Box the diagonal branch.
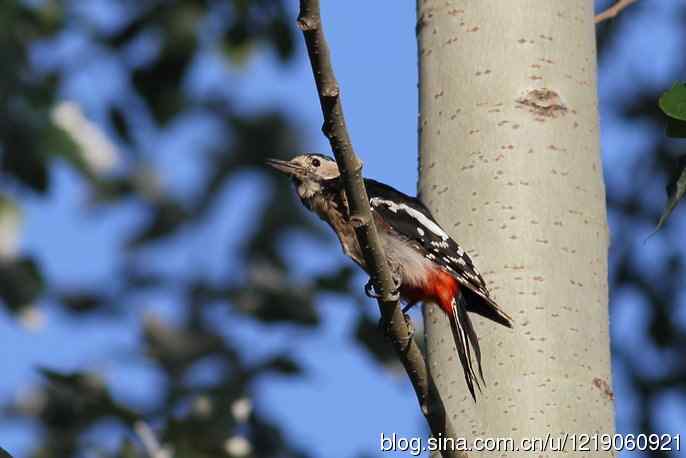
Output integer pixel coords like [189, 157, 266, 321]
[134, 421, 173, 458]
[297, 2, 464, 457]
[595, 0, 638, 23]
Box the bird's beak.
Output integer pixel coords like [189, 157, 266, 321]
[265, 158, 301, 177]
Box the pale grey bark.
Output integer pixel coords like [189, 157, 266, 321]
[417, 1, 614, 455]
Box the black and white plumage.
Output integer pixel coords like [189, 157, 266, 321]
[365, 179, 512, 327]
[267, 153, 512, 400]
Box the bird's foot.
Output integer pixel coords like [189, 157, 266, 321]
[364, 279, 381, 299]
[364, 276, 401, 302]
[390, 265, 403, 299]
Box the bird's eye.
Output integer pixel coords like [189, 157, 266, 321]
[311, 158, 321, 167]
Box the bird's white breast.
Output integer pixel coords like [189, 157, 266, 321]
[378, 231, 434, 288]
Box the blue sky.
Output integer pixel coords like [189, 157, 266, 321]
[1, 1, 685, 457]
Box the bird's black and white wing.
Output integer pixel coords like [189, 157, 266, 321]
[365, 179, 512, 328]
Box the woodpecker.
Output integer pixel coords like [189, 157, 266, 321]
[267, 153, 512, 400]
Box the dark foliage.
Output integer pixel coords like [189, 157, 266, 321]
[0, 1, 389, 457]
[597, 0, 686, 450]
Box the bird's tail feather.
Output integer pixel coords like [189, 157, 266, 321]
[449, 294, 484, 401]
[463, 288, 513, 328]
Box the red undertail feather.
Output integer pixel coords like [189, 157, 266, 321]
[400, 270, 484, 401]
[399, 269, 460, 309]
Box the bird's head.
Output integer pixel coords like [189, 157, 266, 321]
[266, 153, 340, 200]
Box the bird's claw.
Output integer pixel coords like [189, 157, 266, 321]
[364, 271, 402, 302]
[364, 278, 381, 299]
[390, 264, 403, 296]
[391, 272, 402, 299]
[364, 278, 401, 302]
[364, 279, 382, 299]
[387, 287, 400, 302]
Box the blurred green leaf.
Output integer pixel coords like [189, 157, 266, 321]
[221, 0, 295, 64]
[261, 354, 302, 376]
[0, 257, 44, 312]
[0, 148, 50, 194]
[143, 315, 228, 374]
[313, 266, 355, 294]
[230, 282, 320, 326]
[223, 21, 253, 64]
[128, 199, 190, 247]
[45, 124, 91, 177]
[353, 315, 395, 365]
[249, 415, 309, 458]
[113, 439, 140, 458]
[59, 292, 104, 314]
[652, 155, 686, 234]
[109, 106, 132, 146]
[131, 42, 193, 124]
[659, 82, 686, 121]
[270, 16, 295, 61]
[90, 177, 136, 203]
[38, 368, 138, 425]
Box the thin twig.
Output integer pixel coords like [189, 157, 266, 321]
[297, 2, 464, 457]
[134, 421, 173, 458]
[595, 0, 638, 23]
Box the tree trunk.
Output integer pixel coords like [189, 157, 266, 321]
[417, 1, 615, 455]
